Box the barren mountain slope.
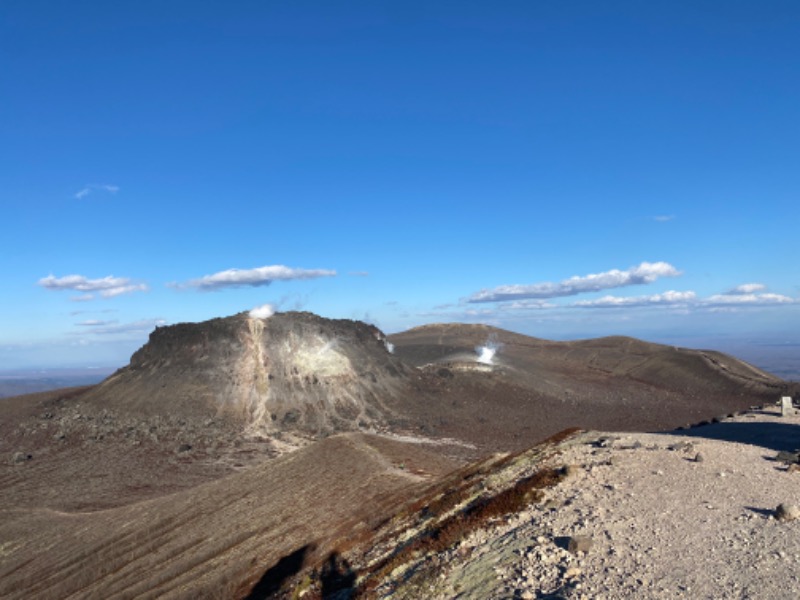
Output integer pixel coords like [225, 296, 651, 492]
[80, 312, 413, 436]
[0, 432, 463, 600]
[388, 324, 790, 449]
[0, 384, 308, 512]
[378, 406, 800, 600]
[3, 313, 796, 600]
[258, 406, 800, 600]
[4, 313, 790, 511]
[45, 314, 793, 455]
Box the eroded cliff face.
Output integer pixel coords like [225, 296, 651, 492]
[84, 312, 411, 435]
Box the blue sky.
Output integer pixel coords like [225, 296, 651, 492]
[2, 1, 799, 370]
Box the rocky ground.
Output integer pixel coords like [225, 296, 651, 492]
[2, 313, 797, 599]
[405, 404, 800, 600]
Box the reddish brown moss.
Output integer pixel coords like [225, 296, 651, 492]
[358, 466, 568, 596]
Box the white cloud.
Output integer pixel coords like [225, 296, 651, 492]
[74, 184, 120, 200]
[40, 274, 127, 292]
[726, 283, 767, 295]
[176, 264, 336, 291]
[100, 284, 148, 298]
[705, 293, 794, 306]
[703, 283, 795, 307]
[249, 303, 276, 319]
[468, 262, 681, 303]
[39, 274, 149, 299]
[572, 290, 697, 308]
[653, 215, 675, 222]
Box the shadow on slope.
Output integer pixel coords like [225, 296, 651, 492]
[244, 545, 312, 600]
[663, 418, 800, 453]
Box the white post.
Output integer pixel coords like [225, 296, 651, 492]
[781, 396, 794, 417]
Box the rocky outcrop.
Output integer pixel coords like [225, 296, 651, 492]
[81, 312, 412, 435]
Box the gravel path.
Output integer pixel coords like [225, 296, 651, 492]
[426, 406, 800, 599]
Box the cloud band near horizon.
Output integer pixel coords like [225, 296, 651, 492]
[468, 261, 681, 303]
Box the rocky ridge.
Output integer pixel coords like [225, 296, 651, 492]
[80, 312, 411, 436]
[361, 405, 800, 599]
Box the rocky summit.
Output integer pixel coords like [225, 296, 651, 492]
[80, 312, 412, 435]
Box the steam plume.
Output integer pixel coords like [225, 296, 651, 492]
[249, 303, 275, 319]
[475, 335, 502, 365]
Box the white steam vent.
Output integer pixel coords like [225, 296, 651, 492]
[373, 330, 395, 354]
[475, 336, 502, 365]
[249, 303, 275, 319]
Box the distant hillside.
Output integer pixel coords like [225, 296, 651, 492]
[387, 323, 791, 449]
[44, 313, 795, 452]
[0, 369, 114, 398]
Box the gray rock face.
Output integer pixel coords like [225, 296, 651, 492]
[80, 312, 412, 436]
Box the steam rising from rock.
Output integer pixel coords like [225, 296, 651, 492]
[249, 303, 275, 319]
[476, 336, 502, 365]
[384, 340, 395, 354]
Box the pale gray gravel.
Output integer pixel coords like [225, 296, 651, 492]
[420, 406, 800, 600]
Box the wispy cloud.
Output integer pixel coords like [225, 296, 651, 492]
[705, 292, 794, 307]
[572, 290, 697, 308]
[425, 279, 796, 330]
[173, 264, 336, 291]
[81, 319, 166, 335]
[76, 319, 119, 327]
[726, 283, 767, 295]
[71, 294, 97, 302]
[468, 262, 681, 303]
[74, 184, 120, 200]
[500, 300, 557, 310]
[102, 284, 149, 298]
[39, 274, 149, 300]
[69, 309, 117, 316]
[417, 306, 503, 325]
[652, 215, 675, 222]
[702, 282, 794, 307]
